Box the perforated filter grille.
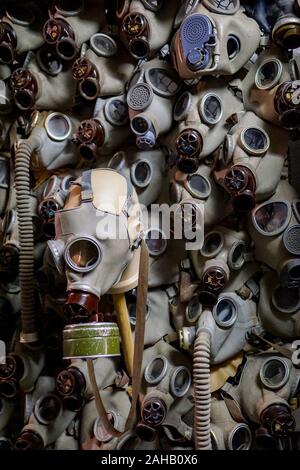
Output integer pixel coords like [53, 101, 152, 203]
[283, 225, 300, 255]
[128, 84, 153, 110]
[181, 14, 212, 46]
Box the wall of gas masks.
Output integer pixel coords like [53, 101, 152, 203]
[1, 0, 300, 451]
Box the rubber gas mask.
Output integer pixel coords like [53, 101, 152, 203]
[72, 36, 135, 102]
[248, 179, 300, 289]
[179, 291, 257, 364]
[74, 96, 130, 161]
[222, 353, 300, 445]
[171, 1, 261, 80]
[0, 2, 44, 64]
[190, 226, 251, 306]
[127, 58, 181, 150]
[137, 339, 193, 442]
[242, 46, 300, 131]
[107, 147, 166, 207]
[43, 0, 106, 62]
[117, 0, 180, 60]
[170, 78, 243, 173]
[214, 111, 288, 212]
[258, 270, 300, 339]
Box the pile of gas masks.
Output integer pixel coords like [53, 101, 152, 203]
[1, 0, 300, 452]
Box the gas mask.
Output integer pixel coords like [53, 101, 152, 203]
[107, 147, 166, 207]
[56, 357, 119, 412]
[168, 162, 232, 229]
[258, 270, 300, 339]
[214, 111, 288, 212]
[242, 46, 300, 131]
[0, 153, 10, 217]
[126, 287, 176, 347]
[38, 174, 77, 238]
[0, 193, 44, 284]
[0, 345, 45, 400]
[80, 390, 131, 450]
[0, 2, 44, 64]
[222, 353, 300, 444]
[72, 38, 135, 102]
[248, 179, 300, 289]
[10, 56, 76, 111]
[170, 78, 243, 173]
[137, 339, 193, 442]
[73, 96, 130, 161]
[42, 0, 106, 62]
[190, 226, 251, 305]
[141, 205, 186, 288]
[127, 58, 181, 150]
[117, 0, 180, 60]
[171, 1, 261, 80]
[16, 398, 77, 450]
[210, 398, 252, 450]
[179, 292, 257, 364]
[49, 168, 143, 324]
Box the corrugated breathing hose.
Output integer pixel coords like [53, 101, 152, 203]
[15, 140, 39, 343]
[193, 330, 212, 450]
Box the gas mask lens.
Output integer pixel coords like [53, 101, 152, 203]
[44, 112, 72, 141]
[253, 202, 291, 235]
[65, 237, 102, 273]
[145, 229, 167, 256]
[203, 0, 240, 14]
[228, 241, 246, 270]
[185, 174, 211, 199]
[130, 160, 152, 188]
[228, 424, 252, 451]
[259, 357, 290, 390]
[255, 59, 283, 90]
[272, 286, 300, 314]
[6, 4, 35, 26]
[104, 98, 128, 126]
[140, 0, 164, 12]
[240, 127, 270, 155]
[145, 68, 181, 97]
[199, 93, 223, 125]
[144, 355, 168, 384]
[90, 33, 118, 58]
[169, 366, 191, 397]
[213, 297, 238, 328]
[201, 231, 224, 258]
[174, 91, 192, 121]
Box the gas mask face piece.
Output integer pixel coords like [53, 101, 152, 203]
[242, 46, 300, 130]
[172, 78, 243, 172]
[138, 340, 193, 441]
[249, 179, 300, 288]
[127, 59, 181, 150]
[107, 147, 166, 207]
[215, 111, 288, 212]
[43, 0, 106, 62]
[190, 226, 251, 305]
[258, 270, 300, 339]
[179, 292, 257, 364]
[223, 353, 299, 442]
[10, 57, 76, 112]
[171, 2, 261, 79]
[0, 2, 44, 64]
[118, 0, 180, 60]
[74, 96, 130, 161]
[72, 42, 135, 102]
[49, 168, 143, 324]
[271, 0, 300, 50]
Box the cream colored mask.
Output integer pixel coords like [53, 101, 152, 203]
[48, 168, 143, 321]
[171, 1, 261, 80]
